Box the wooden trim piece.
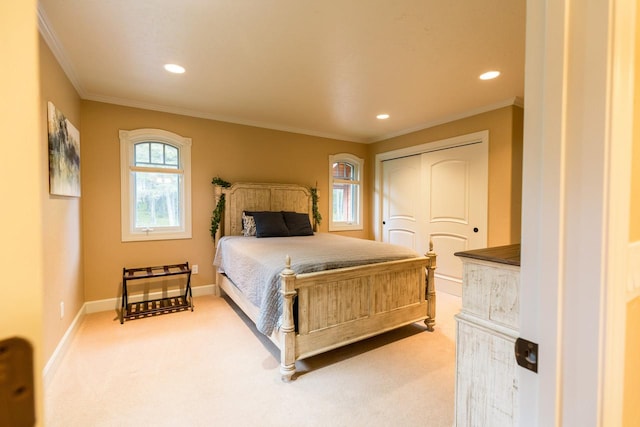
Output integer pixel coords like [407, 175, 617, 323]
[628, 241, 640, 301]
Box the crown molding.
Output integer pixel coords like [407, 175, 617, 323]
[84, 93, 363, 142]
[37, 3, 86, 97]
[85, 93, 524, 145]
[366, 96, 525, 143]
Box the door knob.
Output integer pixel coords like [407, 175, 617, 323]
[383, 221, 386, 225]
[473, 227, 479, 233]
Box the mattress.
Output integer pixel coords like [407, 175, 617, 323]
[213, 233, 420, 335]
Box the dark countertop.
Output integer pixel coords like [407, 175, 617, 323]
[454, 244, 521, 266]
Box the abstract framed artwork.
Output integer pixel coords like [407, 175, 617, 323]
[47, 101, 80, 197]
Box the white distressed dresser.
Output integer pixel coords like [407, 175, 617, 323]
[453, 244, 521, 426]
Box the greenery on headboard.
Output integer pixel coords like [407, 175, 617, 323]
[210, 177, 231, 240]
[210, 177, 322, 239]
[310, 187, 322, 230]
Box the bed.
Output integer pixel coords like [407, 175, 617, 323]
[213, 182, 437, 381]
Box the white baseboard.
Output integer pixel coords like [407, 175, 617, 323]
[43, 303, 86, 389]
[436, 277, 462, 297]
[629, 241, 640, 301]
[44, 284, 217, 390]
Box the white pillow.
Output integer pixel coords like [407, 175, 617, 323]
[242, 212, 256, 237]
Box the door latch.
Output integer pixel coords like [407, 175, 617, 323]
[0, 337, 35, 426]
[515, 337, 538, 373]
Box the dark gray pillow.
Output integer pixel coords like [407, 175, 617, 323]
[252, 211, 290, 237]
[282, 212, 313, 236]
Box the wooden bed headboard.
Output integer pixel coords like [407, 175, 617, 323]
[216, 182, 312, 237]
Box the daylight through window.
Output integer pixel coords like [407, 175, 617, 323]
[329, 153, 363, 231]
[120, 129, 192, 241]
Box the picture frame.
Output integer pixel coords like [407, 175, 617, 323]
[47, 101, 80, 197]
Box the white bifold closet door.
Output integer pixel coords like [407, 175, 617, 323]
[382, 142, 488, 296]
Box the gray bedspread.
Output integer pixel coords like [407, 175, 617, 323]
[213, 233, 420, 336]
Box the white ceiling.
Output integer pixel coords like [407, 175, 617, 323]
[38, 0, 525, 143]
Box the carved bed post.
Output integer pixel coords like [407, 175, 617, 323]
[279, 255, 297, 381]
[425, 240, 437, 332]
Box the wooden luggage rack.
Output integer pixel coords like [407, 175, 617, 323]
[120, 262, 193, 324]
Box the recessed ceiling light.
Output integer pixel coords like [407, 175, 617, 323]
[164, 64, 186, 74]
[479, 71, 500, 80]
[376, 114, 390, 120]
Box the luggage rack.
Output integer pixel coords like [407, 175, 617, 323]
[120, 262, 193, 324]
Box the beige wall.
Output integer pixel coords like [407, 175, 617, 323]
[81, 101, 368, 301]
[39, 37, 84, 363]
[80, 102, 523, 302]
[625, 297, 640, 426]
[623, 6, 640, 425]
[0, 0, 45, 423]
[368, 105, 524, 246]
[631, 3, 640, 243]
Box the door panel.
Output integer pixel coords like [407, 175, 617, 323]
[382, 155, 424, 252]
[423, 143, 487, 296]
[430, 160, 468, 223]
[387, 229, 416, 249]
[430, 232, 468, 289]
[381, 141, 487, 296]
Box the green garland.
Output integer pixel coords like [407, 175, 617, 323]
[310, 187, 322, 230]
[210, 177, 231, 239]
[212, 177, 231, 188]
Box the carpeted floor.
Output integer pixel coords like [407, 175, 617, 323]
[45, 292, 460, 426]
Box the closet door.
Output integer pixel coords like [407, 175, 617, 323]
[382, 141, 487, 296]
[422, 142, 488, 296]
[381, 155, 426, 253]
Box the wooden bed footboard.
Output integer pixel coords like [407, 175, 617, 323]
[279, 249, 437, 381]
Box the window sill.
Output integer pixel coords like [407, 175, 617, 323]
[121, 231, 192, 242]
[328, 224, 363, 232]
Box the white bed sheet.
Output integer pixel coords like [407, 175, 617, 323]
[213, 233, 420, 335]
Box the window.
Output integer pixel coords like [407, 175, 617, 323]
[329, 153, 363, 231]
[119, 129, 192, 241]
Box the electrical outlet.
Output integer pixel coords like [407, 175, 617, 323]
[60, 301, 64, 319]
[192, 264, 199, 274]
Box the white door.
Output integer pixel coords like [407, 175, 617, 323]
[423, 142, 488, 296]
[381, 155, 426, 252]
[382, 142, 488, 296]
[519, 1, 633, 425]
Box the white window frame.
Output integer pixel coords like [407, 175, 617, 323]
[119, 128, 192, 242]
[329, 153, 363, 231]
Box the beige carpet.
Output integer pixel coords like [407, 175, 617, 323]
[45, 292, 460, 427]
